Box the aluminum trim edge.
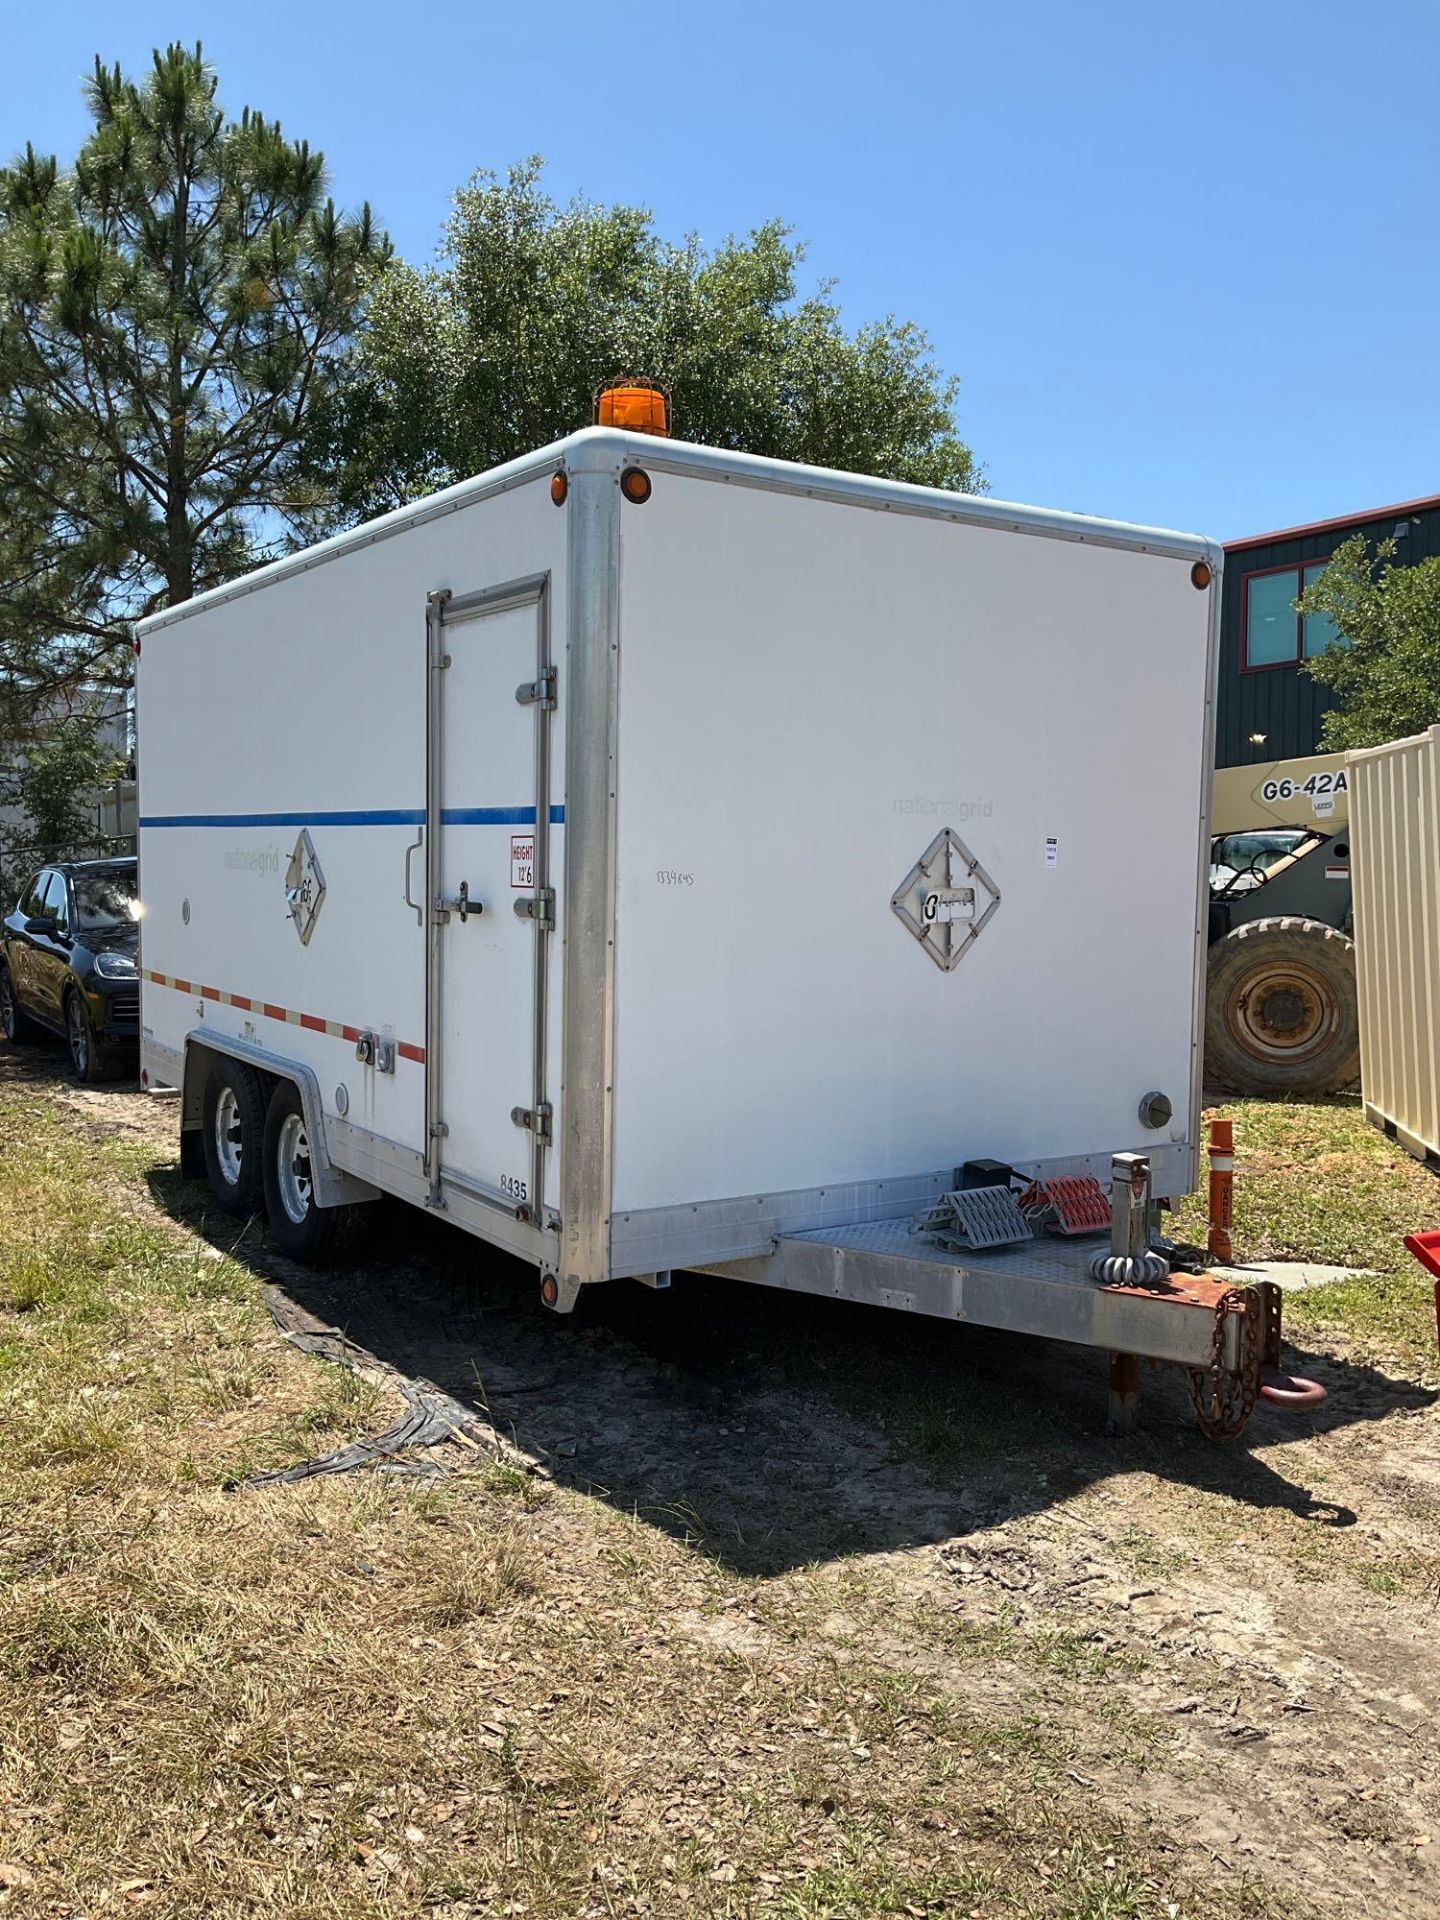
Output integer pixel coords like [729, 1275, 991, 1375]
[556, 437, 624, 1301]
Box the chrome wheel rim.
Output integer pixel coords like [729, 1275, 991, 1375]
[214, 1085, 244, 1186]
[276, 1111, 313, 1225]
[68, 997, 89, 1075]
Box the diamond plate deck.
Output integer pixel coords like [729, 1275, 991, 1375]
[704, 1221, 1243, 1371]
[793, 1218, 1098, 1279]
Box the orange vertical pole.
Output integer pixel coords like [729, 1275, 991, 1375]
[1207, 1116, 1234, 1264]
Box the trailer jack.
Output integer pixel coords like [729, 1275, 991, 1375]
[1100, 1158, 1327, 1440]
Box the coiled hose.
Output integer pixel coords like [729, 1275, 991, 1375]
[1088, 1249, 1171, 1287]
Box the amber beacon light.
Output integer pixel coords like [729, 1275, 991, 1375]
[595, 382, 671, 436]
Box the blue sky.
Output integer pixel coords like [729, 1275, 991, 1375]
[3, 0, 1436, 539]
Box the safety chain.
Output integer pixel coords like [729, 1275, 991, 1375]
[1187, 1283, 1261, 1440]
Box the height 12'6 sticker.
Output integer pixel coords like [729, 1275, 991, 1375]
[510, 835, 535, 889]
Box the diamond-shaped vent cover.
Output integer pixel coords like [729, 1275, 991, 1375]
[891, 827, 1000, 972]
[284, 829, 327, 947]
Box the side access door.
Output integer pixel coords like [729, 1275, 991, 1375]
[424, 576, 555, 1224]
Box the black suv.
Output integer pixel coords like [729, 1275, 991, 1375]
[0, 859, 140, 1081]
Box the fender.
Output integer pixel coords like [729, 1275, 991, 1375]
[179, 1028, 380, 1210]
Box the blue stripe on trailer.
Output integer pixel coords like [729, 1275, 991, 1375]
[140, 805, 565, 828]
[440, 805, 566, 826]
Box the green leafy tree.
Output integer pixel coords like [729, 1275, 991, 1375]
[309, 158, 979, 516]
[0, 713, 124, 907]
[0, 43, 389, 721]
[1298, 533, 1440, 749]
[8, 716, 124, 858]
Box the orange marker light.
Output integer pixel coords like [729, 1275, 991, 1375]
[550, 470, 568, 506]
[620, 466, 652, 505]
[595, 383, 670, 436]
[1191, 560, 1213, 590]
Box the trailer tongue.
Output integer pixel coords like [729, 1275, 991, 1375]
[700, 1149, 1322, 1440]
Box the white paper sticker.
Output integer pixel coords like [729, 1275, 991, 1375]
[1044, 836, 1059, 870]
[510, 834, 535, 889]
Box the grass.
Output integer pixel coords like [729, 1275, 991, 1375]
[0, 1070, 1281, 1919]
[1172, 1095, 1439, 1367]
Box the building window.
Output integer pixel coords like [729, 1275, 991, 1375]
[1243, 562, 1346, 668]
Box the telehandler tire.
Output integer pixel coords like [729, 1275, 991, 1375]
[1205, 915, 1359, 1097]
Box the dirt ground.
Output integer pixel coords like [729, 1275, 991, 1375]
[17, 1051, 1440, 1916]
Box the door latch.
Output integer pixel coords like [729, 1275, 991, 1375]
[511, 1102, 552, 1142]
[514, 888, 555, 930]
[355, 1031, 396, 1073]
[437, 880, 483, 924]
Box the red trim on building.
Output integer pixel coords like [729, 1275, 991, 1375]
[1227, 491, 1440, 554]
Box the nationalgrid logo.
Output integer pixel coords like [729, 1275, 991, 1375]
[892, 796, 993, 823]
[222, 845, 281, 877]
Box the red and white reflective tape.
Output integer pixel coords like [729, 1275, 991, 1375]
[143, 969, 424, 1064]
[1207, 1116, 1234, 1264]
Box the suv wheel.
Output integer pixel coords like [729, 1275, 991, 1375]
[65, 989, 122, 1084]
[0, 963, 41, 1045]
[201, 1058, 269, 1217]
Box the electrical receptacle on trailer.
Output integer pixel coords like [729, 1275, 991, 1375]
[138, 425, 1289, 1435]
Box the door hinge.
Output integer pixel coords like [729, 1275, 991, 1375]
[513, 888, 555, 930]
[511, 1101, 552, 1143]
[516, 666, 557, 710]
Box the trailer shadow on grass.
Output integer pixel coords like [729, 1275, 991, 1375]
[145, 1165, 1435, 1578]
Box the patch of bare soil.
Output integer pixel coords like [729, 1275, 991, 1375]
[24, 1054, 1440, 1917]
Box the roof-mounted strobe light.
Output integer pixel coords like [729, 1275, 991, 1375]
[595, 382, 671, 436]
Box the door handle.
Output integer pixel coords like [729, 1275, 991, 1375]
[403, 831, 423, 925]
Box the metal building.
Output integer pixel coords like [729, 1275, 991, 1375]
[1217, 493, 1440, 768]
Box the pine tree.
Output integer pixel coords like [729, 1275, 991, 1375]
[0, 43, 389, 723]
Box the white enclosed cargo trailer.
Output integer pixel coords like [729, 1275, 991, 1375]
[138, 427, 1268, 1427]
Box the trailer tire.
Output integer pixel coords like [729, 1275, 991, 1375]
[1205, 916, 1359, 1097]
[201, 1056, 269, 1218]
[261, 1080, 366, 1264]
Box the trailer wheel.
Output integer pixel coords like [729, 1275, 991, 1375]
[261, 1081, 366, 1264]
[1205, 916, 1359, 1096]
[201, 1057, 268, 1217]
